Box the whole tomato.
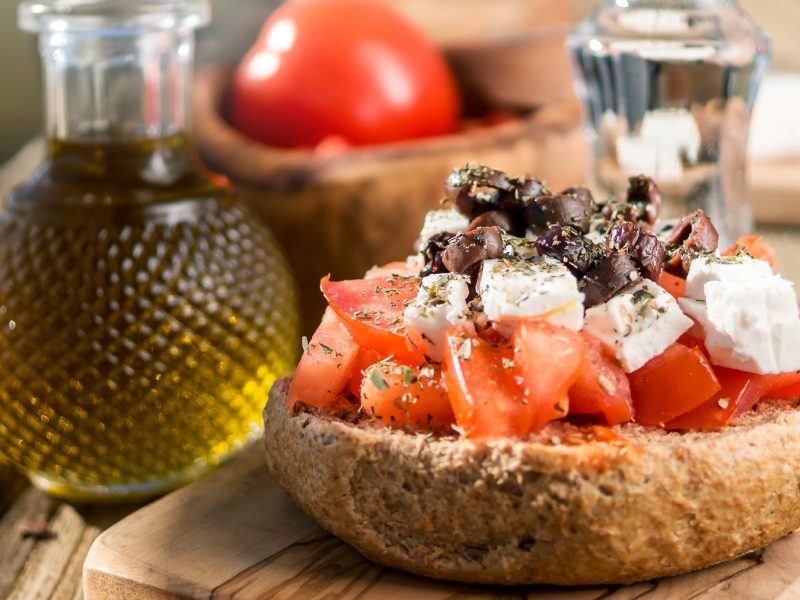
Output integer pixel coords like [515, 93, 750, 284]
[229, 0, 461, 148]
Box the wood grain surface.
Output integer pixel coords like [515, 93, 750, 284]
[82, 445, 800, 600]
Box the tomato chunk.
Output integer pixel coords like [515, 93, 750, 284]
[629, 344, 721, 425]
[346, 347, 381, 397]
[664, 367, 753, 430]
[570, 333, 633, 426]
[723, 235, 776, 270]
[321, 274, 423, 363]
[513, 320, 585, 431]
[442, 328, 532, 438]
[764, 372, 800, 400]
[361, 361, 454, 430]
[287, 308, 360, 409]
[657, 271, 686, 300]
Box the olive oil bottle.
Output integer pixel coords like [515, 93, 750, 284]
[0, 0, 299, 500]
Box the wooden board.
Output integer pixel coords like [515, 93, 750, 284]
[83, 445, 800, 600]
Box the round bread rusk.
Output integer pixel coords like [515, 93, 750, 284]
[263, 378, 800, 585]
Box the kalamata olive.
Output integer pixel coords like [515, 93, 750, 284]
[445, 164, 513, 218]
[420, 231, 454, 277]
[626, 175, 662, 224]
[664, 209, 719, 275]
[468, 210, 515, 233]
[561, 186, 595, 207]
[527, 194, 593, 233]
[534, 226, 599, 276]
[511, 176, 550, 202]
[607, 222, 665, 281]
[580, 252, 641, 308]
[442, 226, 504, 274]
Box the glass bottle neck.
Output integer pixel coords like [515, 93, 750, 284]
[40, 27, 194, 142]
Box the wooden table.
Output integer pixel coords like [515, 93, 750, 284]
[1, 141, 799, 600]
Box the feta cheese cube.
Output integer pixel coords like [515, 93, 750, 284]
[501, 233, 539, 260]
[404, 273, 471, 361]
[684, 254, 773, 300]
[584, 280, 694, 372]
[478, 258, 584, 333]
[679, 277, 800, 374]
[415, 209, 469, 250]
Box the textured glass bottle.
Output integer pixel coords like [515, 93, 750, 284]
[0, 0, 300, 500]
[568, 0, 770, 245]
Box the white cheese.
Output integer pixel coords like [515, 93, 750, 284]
[585, 213, 610, 245]
[684, 254, 773, 300]
[679, 277, 800, 374]
[501, 232, 539, 260]
[478, 258, 584, 334]
[403, 273, 471, 361]
[415, 209, 469, 250]
[584, 279, 694, 372]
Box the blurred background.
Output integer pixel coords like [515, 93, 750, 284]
[1, 0, 799, 164]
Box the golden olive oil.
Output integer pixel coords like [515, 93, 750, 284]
[0, 135, 299, 500]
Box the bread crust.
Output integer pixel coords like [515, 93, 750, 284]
[263, 378, 800, 585]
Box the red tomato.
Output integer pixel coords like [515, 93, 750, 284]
[657, 271, 686, 300]
[346, 347, 381, 397]
[569, 333, 634, 426]
[287, 308, 360, 409]
[229, 0, 460, 148]
[442, 328, 532, 439]
[628, 344, 721, 425]
[764, 373, 800, 400]
[321, 274, 423, 364]
[723, 235, 776, 270]
[664, 367, 754, 430]
[361, 361, 454, 430]
[513, 320, 585, 431]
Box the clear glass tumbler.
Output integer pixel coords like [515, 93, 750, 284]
[568, 0, 770, 244]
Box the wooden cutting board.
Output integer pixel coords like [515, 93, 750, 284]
[83, 445, 800, 600]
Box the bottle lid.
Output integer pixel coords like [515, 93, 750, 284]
[18, 0, 211, 33]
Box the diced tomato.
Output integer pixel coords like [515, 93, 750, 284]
[321, 274, 424, 364]
[346, 347, 381, 397]
[442, 327, 532, 438]
[666, 369, 800, 430]
[629, 344, 721, 425]
[764, 372, 800, 400]
[287, 308, 360, 409]
[664, 367, 753, 430]
[723, 235, 776, 270]
[361, 361, 454, 430]
[657, 271, 686, 300]
[513, 319, 585, 431]
[569, 333, 633, 426]
[364, 261, 418, 279]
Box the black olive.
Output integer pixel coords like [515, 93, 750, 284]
[527, 194, 593, 233]
[581, 252, 641, 308]
[664, 210, 719, 275]
[626, 175, 662, 224]
[444, 164, 513, 218]
[534, 226, 599, 276]
[442, 226, 504, 274]
[420, 231, 454, 277]
[607, 222, 665, 281]
[468, 210, 515, 233]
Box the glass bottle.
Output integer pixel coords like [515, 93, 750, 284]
[1, 0, 300, 500]
[567, 0, 770, 244]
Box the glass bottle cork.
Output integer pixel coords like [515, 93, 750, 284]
[568, 0, 770, 244]
[0, 0, 300, 501]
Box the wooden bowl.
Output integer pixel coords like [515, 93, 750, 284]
[193, 68, 589, 332]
